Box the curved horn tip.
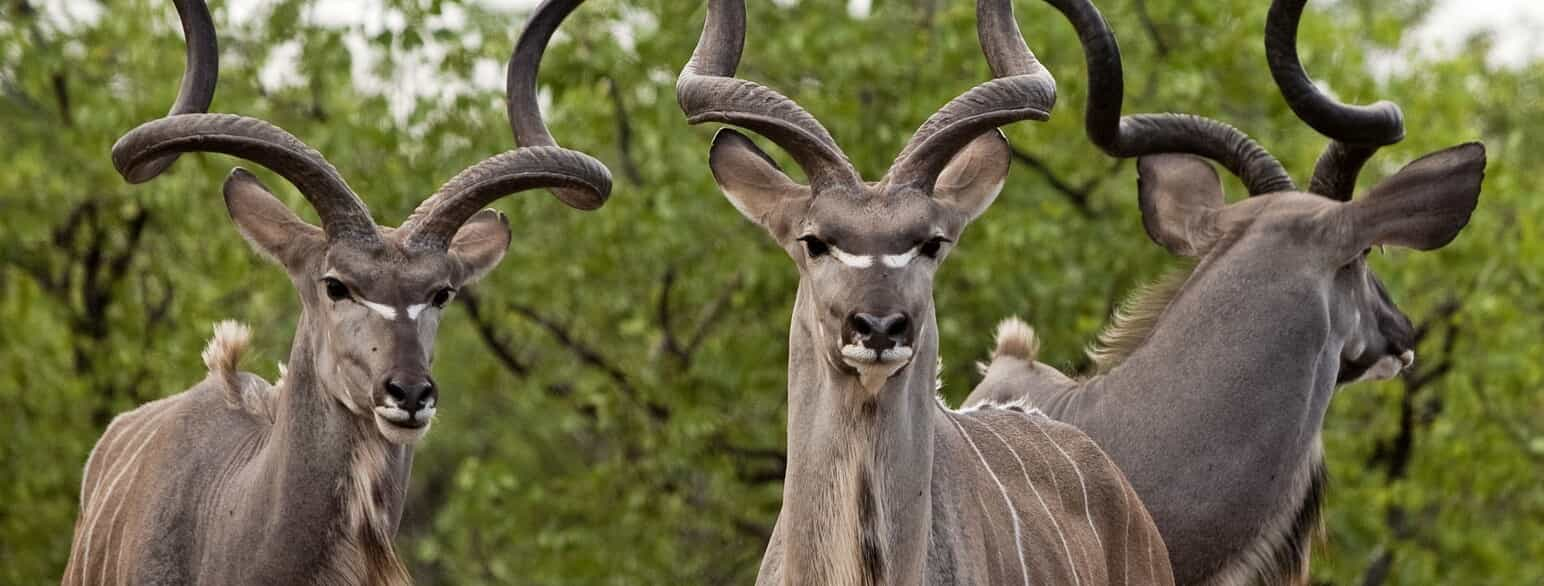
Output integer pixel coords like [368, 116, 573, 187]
[110, 137, 166, 185]
[469, 208, 512, 228]
[225, 167, 261, 185]
[554, 189, 608, 211]
[119, 161, 168, 185]
[1369, 99, 1406, 142]
[711, 128, 784, 170]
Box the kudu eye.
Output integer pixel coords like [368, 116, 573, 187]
[1342, 248, 1371, 271]
[322, 277, 351, 301]
[431, 287, 455, 308]
[798, 235, 830, 258]
[919, 237, 950, 259]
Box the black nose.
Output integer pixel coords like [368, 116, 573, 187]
[384, 378, 437, 413]
[847, 312, 911, 350]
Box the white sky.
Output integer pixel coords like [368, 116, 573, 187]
[42, 0, 1544, 117]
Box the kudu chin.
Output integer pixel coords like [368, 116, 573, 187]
[966, 0, 1484, 584]
[681, 1, 1175, 584]
[63, 1, 611, 584]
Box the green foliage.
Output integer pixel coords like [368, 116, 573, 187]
[1, 0, 1538, 583]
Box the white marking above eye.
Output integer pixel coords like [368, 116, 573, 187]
[358, 299, 398, 320]
[406, 303, 430, 320]
[881, 247, 920, 268]
[829, 246, 875, 268]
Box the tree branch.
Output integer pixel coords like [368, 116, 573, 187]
[658, 266, 743, 366]
[605, 76, 643, 184]
[657, 266, 686, 363]
[1133, 0, 1171, 57]
[506, 300, 670, 422]
[1359, 298, 1464, 586]
[1008, 148, 1124, 217]
[456, 290, 529, 377]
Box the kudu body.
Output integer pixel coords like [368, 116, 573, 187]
[680, 1, 1173, 584]
[966, 1, 1485, 583]
[63, 1, 611, 583]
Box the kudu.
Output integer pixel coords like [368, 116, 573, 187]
[965, 0, 1486, 583]
[62, 1, 610, 583]
[680, 1, 1173, 583]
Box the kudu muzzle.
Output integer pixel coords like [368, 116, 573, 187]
[845, 310, 912, 352]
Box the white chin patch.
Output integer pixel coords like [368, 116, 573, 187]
[1355, 352, 1412, 383]
[373, 406, 434, 444]
[841, 344, 915, 393]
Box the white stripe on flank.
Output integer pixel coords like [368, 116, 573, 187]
[80, 409, 169, 584]
[406, 303, 429, 320]
[358, 299, 398, 320]
[945, 413, 1031, 586]
[1023, 415, 1104, 552]
[975, 414, 1081, 586]
[881, 247, 919, 268]
[829, 246, 874, 268]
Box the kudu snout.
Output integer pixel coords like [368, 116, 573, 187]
[383, 375, 436, 414]
[845, 311, 912, 351]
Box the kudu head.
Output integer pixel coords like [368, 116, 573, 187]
[113, 0, 610, 443]
[1051, 0, 1483, 381]
[680, 0, 1054, 391]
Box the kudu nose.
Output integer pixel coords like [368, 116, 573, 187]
[384, 378, 437, 413]
[847, 312, 911, 351]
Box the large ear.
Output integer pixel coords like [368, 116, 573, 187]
[224, 168, 324, 266]
[934, 129, 1011, 222]
[708, 129, 807, 229]
[1137, 154, 1225, 256]
[1348, 142, 1485, 251]
[448, 209, 512, 284]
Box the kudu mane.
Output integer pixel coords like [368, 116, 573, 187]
[200, 322, 410, 585]
[1085, 262, 1194, 374]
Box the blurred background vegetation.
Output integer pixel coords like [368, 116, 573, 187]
[1, 0, 1539, 583]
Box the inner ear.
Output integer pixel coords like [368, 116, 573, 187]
[932, 129, 1011, 222]
[708, 129, 809, 233]
[1349, 142, 1485, 251]
[1137, 154, 1225, 257]
[224, 168, 324, 266]
[448, 209, 512, 284]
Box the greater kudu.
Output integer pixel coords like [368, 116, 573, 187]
[62, 1, 610, 583]
[680, 1, 1172, 583]
[965, 0, 1486, 583]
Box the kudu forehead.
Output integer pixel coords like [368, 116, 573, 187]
[1217, 192, 1357, 245]
[324, 243, 456, 301]
[803, 192, 947, 253]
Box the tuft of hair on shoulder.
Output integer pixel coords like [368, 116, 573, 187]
[201, 321, 276, 418]
[991, 316, 1040, 363]
[202, 320, 252, 382]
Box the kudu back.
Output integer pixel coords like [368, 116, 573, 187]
[680, 0, 1173, 583]
[62, 1, 611, 583]
[966, 0, 1484, 583]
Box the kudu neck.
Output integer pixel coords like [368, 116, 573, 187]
[269, 308, 415, 537]
[1102, 252, 1341, 435]
[778, 282, 938, 584]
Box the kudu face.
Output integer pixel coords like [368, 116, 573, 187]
[709, 129, 1011, 390]
[682, 0, 1051, 391]
[1136, 146, 1483, 385]
[113, 0, 610, 448]
[224, 172, 514, 444]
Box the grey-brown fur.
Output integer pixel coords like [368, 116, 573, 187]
[680, 1, 1174, 583]
[969, 148, 1483, 584]
[63, 1, 610, 583]
[964, 0, 1485, 582]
